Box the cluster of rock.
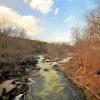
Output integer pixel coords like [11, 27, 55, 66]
[0, 80, 29, 100]
[0, 56, 38, 100]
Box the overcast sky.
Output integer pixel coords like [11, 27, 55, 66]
[0, 0, 96, 42]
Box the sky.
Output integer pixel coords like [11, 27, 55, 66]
[0, 0, 96, 43]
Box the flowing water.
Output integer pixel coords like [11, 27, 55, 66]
[25, 55, 85, 100]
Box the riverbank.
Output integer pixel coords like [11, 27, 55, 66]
[58, 62, 100, 100]
[0, 56, 38, 100]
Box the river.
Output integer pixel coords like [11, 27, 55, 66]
[25, 55, 86, 100]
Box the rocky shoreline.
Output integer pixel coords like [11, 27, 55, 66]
[0, 56, 39, 100]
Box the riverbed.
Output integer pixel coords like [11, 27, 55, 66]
[25, 55, 86, 100]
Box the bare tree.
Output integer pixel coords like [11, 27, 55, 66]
[0, 14, 27, 66]
[72, 27, 84, 67]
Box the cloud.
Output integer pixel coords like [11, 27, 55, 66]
[0, 6, 43, 35]
[25, 0, 54, 14]
[64, 15, 74, 22]
[54, 8, 60, 15]
[19, 16, 43, 35]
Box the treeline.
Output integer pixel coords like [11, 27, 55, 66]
[71, 2, 100, 69]
[0, 35, 47, 66]
[45, 42, 73, 59]
[0, 35, 72, 65]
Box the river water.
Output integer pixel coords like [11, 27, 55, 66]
[25, 55, 86, 100]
